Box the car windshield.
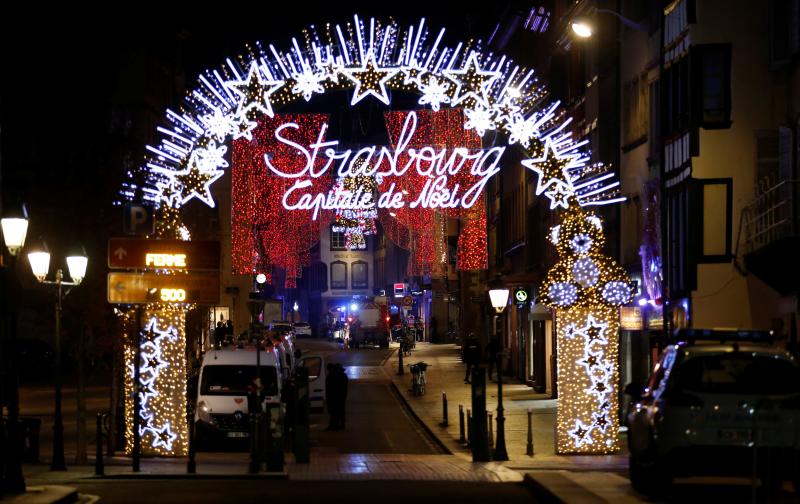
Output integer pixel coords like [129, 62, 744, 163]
[675, 354, 800, 395]
[200, 365, 278, 396]
[294, 323, 309, 328]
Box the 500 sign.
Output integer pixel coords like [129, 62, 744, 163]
[159, 288, 187, 302]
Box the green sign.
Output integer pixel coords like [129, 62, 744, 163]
[514, 287, 530, 306]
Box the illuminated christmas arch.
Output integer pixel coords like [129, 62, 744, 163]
[120, 14, 631, 456]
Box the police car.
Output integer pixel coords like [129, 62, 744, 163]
[625, 329, 800, 495]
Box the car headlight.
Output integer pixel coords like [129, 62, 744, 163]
[197, 401, 213, 424]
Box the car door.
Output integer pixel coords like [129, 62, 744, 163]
[299, 355, 326, 413]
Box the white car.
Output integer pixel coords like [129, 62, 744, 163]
[293, 321, 312, 338]
[625, 331, 800, 495]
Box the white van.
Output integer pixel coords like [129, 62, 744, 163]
[194, 348, 282, 442]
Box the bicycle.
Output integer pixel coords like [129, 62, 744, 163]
[409, 362, 429, 396]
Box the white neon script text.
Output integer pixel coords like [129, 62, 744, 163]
[266, 112, 505, 219]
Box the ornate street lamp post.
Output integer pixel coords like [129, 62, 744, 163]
[488, 282, 510, 461]
[27, 243, 88, 471]
[1, 204, 29, 494]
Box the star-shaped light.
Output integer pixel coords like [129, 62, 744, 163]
[232, 115, 258, 141]
[567, 420, 594, 447]
[443, 52, 501, 107]
[151, 423, 178, 451]
[226, 62, 284, 118]
[317, 56, 342, 84]
[156, 180, 182, 208]
[544, 183, 573, 210]
[399, 60, 427, 86]
[173, 154, 224, 208]
[341, 52, 398, 105]
[521, 138, 582, 196]
[573, 314, 609, 347]
[592, 413, 610, 433]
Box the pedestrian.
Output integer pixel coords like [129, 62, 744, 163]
[213, 321, 225, 349]
[325, 363, 339, 430]
[334, 363, 349, 429]
[485, 335, 501, 381]
[463, 333, 481, 384]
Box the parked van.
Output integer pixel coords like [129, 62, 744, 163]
[194, 348, 282, 443]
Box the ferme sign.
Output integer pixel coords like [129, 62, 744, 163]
[108, 238, 219, 270]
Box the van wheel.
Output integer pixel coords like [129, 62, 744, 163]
[629, 447, 670, 496]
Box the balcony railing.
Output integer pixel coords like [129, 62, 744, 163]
[742, 179, 800, 254]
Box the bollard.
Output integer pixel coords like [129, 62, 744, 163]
[466, 408, 472, 447]
[397, 343, 405, 375]
[95, 413, 104, 476]
[526, 408, 534, 456]
[187, 416, 196, 474]
[488, 412, 494, 450]
[440, 392, 448, 427]
[249, 413, 260, 473]
[458, 405, 466, 443]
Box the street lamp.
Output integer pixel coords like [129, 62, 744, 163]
[27, 241, 88, 471]
[1, 203, 29, 494]
[488, 281, 510, 461]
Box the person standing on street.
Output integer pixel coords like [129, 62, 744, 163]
[485, 335, 501, 381]
[463, 333, 482, 384]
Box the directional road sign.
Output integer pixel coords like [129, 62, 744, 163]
[108, 238, 220, 270]
[107, 272, 220, 305]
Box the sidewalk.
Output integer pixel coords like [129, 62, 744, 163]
[384, 342, 628, 472]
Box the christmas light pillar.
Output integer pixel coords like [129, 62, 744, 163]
[539, 204, 633, 454]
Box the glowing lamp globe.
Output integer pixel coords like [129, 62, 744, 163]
[255, 273, 267, 284]
[28, 251, 51, 282]
[350, 303, 358, 311]
[489, 288, 510, 313]
[1, 217, 29, 256]
[67, 255, 88, 285]
[571, 18, 593, 38]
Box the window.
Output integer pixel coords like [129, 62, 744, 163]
[691, 44, 732, 129]
[694, 178, 733, 262]
[622, 74, 649, 149]
[330, 261, 347, 289]
[351, 261, 368, 289]
[330, 227, 347, 250]
[301, 357, 322, 380]
[769, 0, 800, 69]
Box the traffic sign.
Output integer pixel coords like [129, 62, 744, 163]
[108, 238, 220, 270]
[107, 272, 220, 304]
[123, 204, 155, 235]
[514, 286, 530, 307]
[402, 295, 413, 307]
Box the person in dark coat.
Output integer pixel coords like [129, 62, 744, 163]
[485, 335, 501, 381]
[334, 364, 349, 429]
[463, 333, 482, 384]
[325, 363, 339, 430]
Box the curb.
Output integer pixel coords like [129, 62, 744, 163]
[388, 381, 453, 456]
[84, 472, 289, 480]
[380, 347, 398, 367]
[7, 485, 79, 504]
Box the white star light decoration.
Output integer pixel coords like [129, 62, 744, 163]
[226, 62, 284, 119]
[443, 52, 501, 108]
[521, 138, 588, 209]
[341, 52, 397, 106]
[172, 152, 224, 208]
[129, 318, 181, 452]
